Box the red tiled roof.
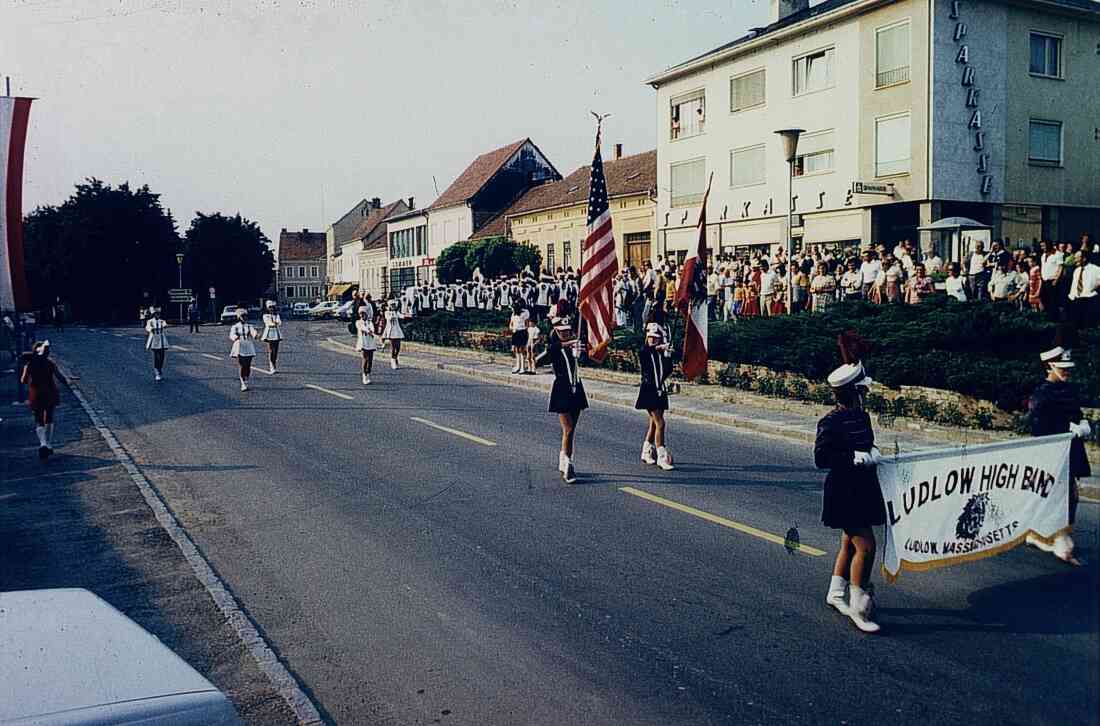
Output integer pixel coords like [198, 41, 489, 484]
[429, 138, 529, 211]
[278, 229, 326, 261]
[480, 149, 657, 233]
[351, 199, 409, 251]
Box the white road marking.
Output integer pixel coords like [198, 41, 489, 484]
[304, 383, 354, 401]
[171, 345, 191, 352]
[202, 353, 223, 361]
[409, 416, 497, 447]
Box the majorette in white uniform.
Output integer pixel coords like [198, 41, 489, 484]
[261, 301, 282, 374]
[145, 309, 168, 381]
[355, 308, 378, 385]
[382, 305, 405, 370]
[229, 310, 258, 391]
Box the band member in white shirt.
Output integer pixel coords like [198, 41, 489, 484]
[144, 307, 168, 381]
[229, 308, 258, 392]
[260, 301, 282, 374]
[354, 306, 378, 384]
[381, 300, 405, 369]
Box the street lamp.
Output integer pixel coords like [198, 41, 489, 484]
[774, 128, 803, 314]
[175, 252, 185, 322]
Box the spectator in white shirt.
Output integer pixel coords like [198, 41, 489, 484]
[989, 260, 1021, 302]
[945, 262, 968, 302]
[924, 250, 943, 275]
[1039, 240, 1065, 320]
[759, 260, 777, 317]
[1067, 249, 1100, 329]
[968, 241, 988, 301]
[841, 258, 863, 300]
[859, 250, 881, 298]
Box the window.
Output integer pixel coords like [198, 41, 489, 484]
[793, 47, 835, 95]
[546, 243, 556, 272]
[390, 226, 425, 258]
[298, 266, 305, 277]
[730, 145, 766, 187]
[563, 241, 572, 270]
[875, 113, 911, 176]
[670, 91, 705, 140]
[285, 286, 295, 298]
[793, 130, 835, 176]
[284, 267, 294, 278]
[670, 158, 706, 206]
[876, 21, 910, 87]
[730, 69, 766, 112]
[1029, 119, 1063, 164]
[1029, 32, 1062, 77]
[310, 266, 318, 278]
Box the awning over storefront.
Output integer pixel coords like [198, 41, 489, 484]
[327, 282, 357, 300]
[803, 210, 863, 245]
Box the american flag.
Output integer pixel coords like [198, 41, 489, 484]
[578, 134, 618, 362]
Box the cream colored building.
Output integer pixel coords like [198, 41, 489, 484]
[647, 0, 1100, 263]
[475, 148, 658, 272]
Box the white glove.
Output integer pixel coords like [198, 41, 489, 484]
[869, 447, 884, 465]
[853, 451, 874, 468]
[1071, 420, 1092, 439]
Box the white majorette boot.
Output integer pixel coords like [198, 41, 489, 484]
[362, 373, 369, 385]
[269, 363, 276, 374]
[391, 359, 398, 370]
[155, 370, 162, 382]
[656, 446, 674, 471]
[847, 585, 881, 633]
[240, 379, 248, 392]
[641, 442, 657, 465]
[562, 457, 577, 485]
[826, 575, 849, 614]
[558, 450, 569, 474]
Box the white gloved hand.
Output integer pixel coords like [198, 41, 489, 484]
[1071, 420, 1092, 439]
[869, 447, 884, 465]
[853, 451, 874, 468]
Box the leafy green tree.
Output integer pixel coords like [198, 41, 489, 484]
[23, 179, 180, 321]
[456, 236, 543, 281]
[184, 212, 274, 307]
[436, 241, 473, 284]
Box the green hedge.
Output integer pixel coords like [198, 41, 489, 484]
[711, 297, 1098, 411]
[401, 299, 1097, 411]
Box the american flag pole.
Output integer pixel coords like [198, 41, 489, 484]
[577, 112, 609, 364]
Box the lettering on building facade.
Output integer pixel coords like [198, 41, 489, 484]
[952, 0, 992, 196]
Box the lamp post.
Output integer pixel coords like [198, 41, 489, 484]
[175, 252, 185, 322]
[774, 128, 803, 314]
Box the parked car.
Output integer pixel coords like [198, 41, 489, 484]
[308, 301, 340, 319]
[335, 300, 356, 321]
[291, 302, 311, 318]
[219, 305, 240, 325]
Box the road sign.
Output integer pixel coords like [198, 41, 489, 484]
[851, 181, 895, 196]
[168, 288, 192, 296]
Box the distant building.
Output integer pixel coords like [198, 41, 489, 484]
[475, 147, 657, 272]
[326, 198, 374, 298]
[384, 207, 431, 293]
[354, 197, 414, 301]
[427, 138, 561, 265]
[276, 228, 327, 306]
[647, 0, 1100, 263]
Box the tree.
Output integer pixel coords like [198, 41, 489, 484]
[23, 179, 180, 321]
[436, 241, 473, 284]
[437, 237, 543, 283]
[184, 212, 274, 307]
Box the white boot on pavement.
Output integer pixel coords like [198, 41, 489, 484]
[269, 363, 276, 374]
[558, 450, 569, 474]
[847, 585, 881, 633]
[826, 575, 849, 614]
[240, 378, 248, 392]
[641, 442, 657, 465]
[362, 373, 369, 385]
[562, 457, 577, 484]
[656, 446, 674, 471]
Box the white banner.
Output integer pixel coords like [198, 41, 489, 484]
[878, 434, 1072, 581]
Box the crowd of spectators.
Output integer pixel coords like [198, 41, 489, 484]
[612, 232, 1098, 331]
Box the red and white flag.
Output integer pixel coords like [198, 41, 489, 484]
[0, 96, 32, 312]
[578, 126, 619, 362]
[674, 173, 713, 381]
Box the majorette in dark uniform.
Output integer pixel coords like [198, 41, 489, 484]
[1026, 345, 1090, 565]
[815, 356, 885, 634]
[21, 340, 60, 460]
[636, 322, 674, 470]
[543, 305, 588, 484]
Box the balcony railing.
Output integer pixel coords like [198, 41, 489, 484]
[876, 65, 910, 88]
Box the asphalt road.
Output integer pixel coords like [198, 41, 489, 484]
[45, 320, 1099, 725]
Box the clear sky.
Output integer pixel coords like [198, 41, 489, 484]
[1, 0, 775, 246]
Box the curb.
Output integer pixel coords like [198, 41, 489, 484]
[52, 359, 325, 726]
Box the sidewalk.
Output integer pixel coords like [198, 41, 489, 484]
[322, 334, 1100, 501]
[0, 374, 300, 724]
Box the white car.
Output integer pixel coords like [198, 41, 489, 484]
[335, 300, 356, 320]
[308, 301, 340, 319]
[219, 305, 240, 325]
[291, 302, 311, 318]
